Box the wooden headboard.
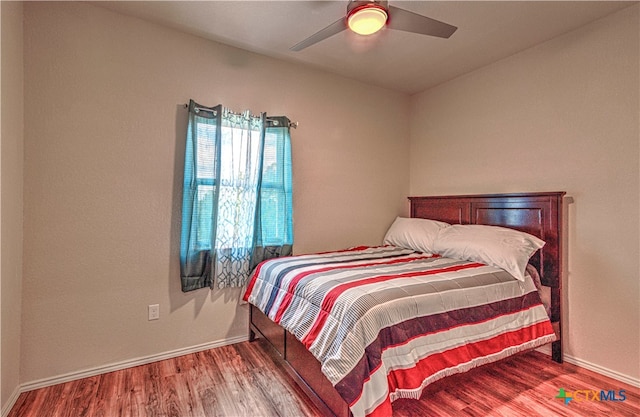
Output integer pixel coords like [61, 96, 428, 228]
[408, 192, 565, 363]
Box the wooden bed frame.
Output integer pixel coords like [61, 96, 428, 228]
[248, 192, 565, 417]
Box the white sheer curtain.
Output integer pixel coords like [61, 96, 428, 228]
[212, 110, 264, 288]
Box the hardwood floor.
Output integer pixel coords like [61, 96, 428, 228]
[9, 340, 321, 417]
[9, 340, 639, 417]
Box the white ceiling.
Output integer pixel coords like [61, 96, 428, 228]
[96, 1, 636, 94]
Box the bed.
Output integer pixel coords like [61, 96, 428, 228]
[244, 192, 565, 417]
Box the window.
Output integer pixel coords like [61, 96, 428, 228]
[180, 101, 293, 291]
[193, 117, 263, 251]
[259, 127, 293, 246]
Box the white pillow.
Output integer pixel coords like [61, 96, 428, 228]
[433, 224, 545, 281]
[383, 217, 450, 254]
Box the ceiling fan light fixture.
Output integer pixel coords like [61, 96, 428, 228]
[347, 4, 388, 36]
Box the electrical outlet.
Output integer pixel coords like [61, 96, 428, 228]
[148, 304, 160, 321]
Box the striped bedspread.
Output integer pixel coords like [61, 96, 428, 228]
[243, 246, 556, 417]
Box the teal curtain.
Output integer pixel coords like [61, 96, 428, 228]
[251, 117, 294, 269]
[180, 100, 293, 291]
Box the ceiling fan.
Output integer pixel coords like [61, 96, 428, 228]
[291, 0, 457, 51]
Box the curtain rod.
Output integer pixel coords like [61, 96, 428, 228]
[182, 104, 298, 129]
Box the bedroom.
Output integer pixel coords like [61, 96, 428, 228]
[1, 1, 638, 416]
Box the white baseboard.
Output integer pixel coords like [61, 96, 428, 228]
[536, 346, 640, 388]
[563, 353, 640, 388]
[1, 385, 21, 417]
[20, 335, 248, 393]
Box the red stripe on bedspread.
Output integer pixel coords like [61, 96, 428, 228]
[301, 262, 485, 349]
[387, 321, 554, 392]
[362, 320, 555, 417]
[274, 255, 429, 323]
[335, 291, 546, 404]
[243, 260, 268, 302]
[316, 245, 373, 255]
[243, 246, 396, 303]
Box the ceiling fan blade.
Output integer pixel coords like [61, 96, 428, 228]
[290, 17, 347, 51]
[387, 5, 457, 38]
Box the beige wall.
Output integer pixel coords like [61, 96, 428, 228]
[20, 2, 409, 383]
[410, 5, 639, 381]
[1, 0, 24, 410]
[15, 0, 639, 393]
